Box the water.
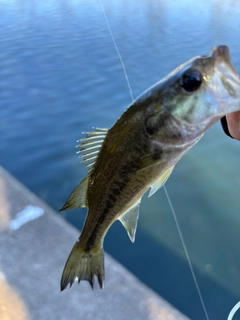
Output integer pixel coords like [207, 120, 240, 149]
[0, 0, 240, 319]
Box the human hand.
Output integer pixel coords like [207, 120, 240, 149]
[226, 112, 240, 140]
[221, 112, 240, 141]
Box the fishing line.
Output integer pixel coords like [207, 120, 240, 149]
[98, 1, 210, 319]
[163, 185, 210, 320]
[99, 0, 134, 102]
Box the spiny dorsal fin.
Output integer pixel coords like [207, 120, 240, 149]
[60, 176, 89, 211]
[76, 128, 108, 173]
[118, 200, 141, 243]
[148, 165, 174, 197]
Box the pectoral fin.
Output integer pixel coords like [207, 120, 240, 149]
[148, 165, 174, 197]
[60, 176, 89, 211]
[118, 200, 141, 243]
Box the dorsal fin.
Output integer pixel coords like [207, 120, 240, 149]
[76, 128, 108, 173]
[118, 200, 141, 243]
[148, 165, 174, 197]
[60, 176, 89, 211]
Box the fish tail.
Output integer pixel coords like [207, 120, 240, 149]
[60, 241, 104, 291]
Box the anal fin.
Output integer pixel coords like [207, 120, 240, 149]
[148, 165, 174, 197]
[118, 200, 141, 243]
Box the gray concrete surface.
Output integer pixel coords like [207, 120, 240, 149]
[0, 166, 189, 320]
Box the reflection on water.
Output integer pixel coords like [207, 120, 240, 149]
[0, 0, 240, 319]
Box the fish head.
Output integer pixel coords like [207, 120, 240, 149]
[146, 46, 240, 144]
[173, 45, 240, 130]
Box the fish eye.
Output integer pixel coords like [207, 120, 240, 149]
[180, 69, 202, 92]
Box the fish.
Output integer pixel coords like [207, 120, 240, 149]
[60, 45, 240, 291]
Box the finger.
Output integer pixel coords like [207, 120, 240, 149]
[226, 111, 240, 141]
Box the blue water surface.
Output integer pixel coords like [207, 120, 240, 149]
[0, 0, 240, 319]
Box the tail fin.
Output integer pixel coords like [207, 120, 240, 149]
[60, 241, 104, 291]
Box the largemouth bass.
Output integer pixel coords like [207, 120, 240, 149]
[60, 46, 240, 291]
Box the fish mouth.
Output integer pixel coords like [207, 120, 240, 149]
[221, 75, 237, 98]
[211, 45, 238, 77]
[210, 46, 240, 115]
[212, 46, 240, 97]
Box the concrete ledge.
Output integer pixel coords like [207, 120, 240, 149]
[0, 166, 189, 320]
